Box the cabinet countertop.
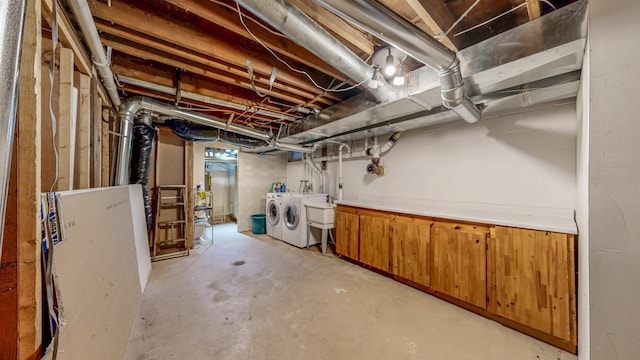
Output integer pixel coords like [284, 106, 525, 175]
[336, 199, 577, 235]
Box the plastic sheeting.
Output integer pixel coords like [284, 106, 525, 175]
[166, 119, 269, 147]
[129, 123, 156, 230]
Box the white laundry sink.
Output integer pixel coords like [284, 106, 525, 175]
[305, 203, 335, 225]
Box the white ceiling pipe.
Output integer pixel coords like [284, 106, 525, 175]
[337, 143, 351, 201]
[66, 0, 121, 107]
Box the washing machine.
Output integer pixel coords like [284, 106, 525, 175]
[266, 192, 287, 240]
[281, 193, 328, 248]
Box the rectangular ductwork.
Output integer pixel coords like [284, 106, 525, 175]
[280, 0, 587, 146]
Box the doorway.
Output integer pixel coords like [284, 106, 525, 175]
[204, 148, 238, 224]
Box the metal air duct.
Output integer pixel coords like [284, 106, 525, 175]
[113, 97, 312, 185]
[315, 0, 482, 123]
[0, 0, 26, 260]
[235, 0, 391, 102]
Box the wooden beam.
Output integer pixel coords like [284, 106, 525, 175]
[184, 142, 194, 249]
[406, 0, 458, 50]
[110, 57, 314, 110]
[17, 0, 43, 358]
[101, 106, 110, 187]
[42, 0, 92, 76]
[165, 0, 350, 82]
[526, 0, 541, 20]
[92, 1, 341, 96]
[57, 47, 75, 191]
[75, 73, 91, 189]
[94, 21, 341, 104]
[102, 36, 334, 107]
[90, 79, 101, 187]
[287, 0, 374, 57]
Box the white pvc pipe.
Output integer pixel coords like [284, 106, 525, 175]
[66, 0, 121, 107]
[337, 143, 350, 201]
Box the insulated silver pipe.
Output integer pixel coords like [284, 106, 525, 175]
[236, 0, 390, 102]
[316, 0, 481, 123]
[66, 0, 121, 107]
[0, 0, 26, 260]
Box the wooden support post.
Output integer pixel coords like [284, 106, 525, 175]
[92, 83, 103, 188]
[17, 0, 43, 358]
[57, 47, 74, 191]
[75, 73, 91, 189]
[101, 108, 110, 186]
[185, 141, 194, 249]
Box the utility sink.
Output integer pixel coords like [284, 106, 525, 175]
[305, 203, 336, 225]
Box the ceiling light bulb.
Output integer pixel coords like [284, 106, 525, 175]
[384, 64, 396, 77]
[384, 48, 396, 77]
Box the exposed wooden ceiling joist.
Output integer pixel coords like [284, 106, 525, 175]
[91, 0, 345, 103]
[162, 0, 353, 82]
[102, 34, 333, 107]
[526, 0, 542, 20]
[405, 0, 459, 50]
[287, 0, 375, 57]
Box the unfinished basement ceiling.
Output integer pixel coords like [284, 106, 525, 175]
[69, 0, 577, 133]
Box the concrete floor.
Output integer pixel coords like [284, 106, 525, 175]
[126, 223, 577, 360]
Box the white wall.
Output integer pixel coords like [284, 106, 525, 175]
[576, 41, 590, 359]
[237, 152, 286, 232]
[588, 1, 640, 358]
[288, 103, 576, 211]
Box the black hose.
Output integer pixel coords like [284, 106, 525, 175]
[165, 119, 269, 147]
[129, 123, 156, 231]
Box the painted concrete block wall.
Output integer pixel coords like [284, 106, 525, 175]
[588, 1, 640, 358]
[237, 152, 286, 232]
[288, 103, 576, 211]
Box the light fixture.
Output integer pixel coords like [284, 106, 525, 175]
[368, 67, 381, 89]
[384, 48, 396, 77]
[371, 46, 407, 82]
[393, 67, 405, 86]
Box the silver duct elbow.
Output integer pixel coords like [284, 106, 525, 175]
[113, 97, 145, 185]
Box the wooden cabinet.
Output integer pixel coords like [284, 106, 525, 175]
[488, 226, 576, 345]
[359, 209, 391, 271]
[391, 216, 432, 287]
[335, 206, 359, 260]
[430, 221, 489, 309]
[333, 205, 577, 352]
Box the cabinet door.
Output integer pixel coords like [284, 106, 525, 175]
[489, 226, 576, 343]
[359, 210, 391, 272]
[335, 209, 359, 260]
[392, 216, 432, 287]
[431, 221, 488, 309]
